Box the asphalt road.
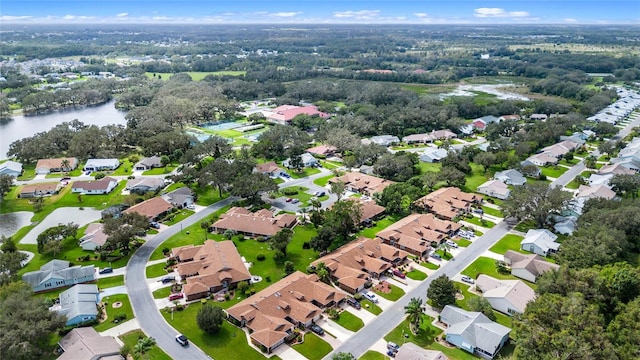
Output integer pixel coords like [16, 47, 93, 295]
[125, 197, 237, 360]
[325, 220, 511, 359]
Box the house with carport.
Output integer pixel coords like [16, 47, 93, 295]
[56, 327, 122, 360]
[475, 275, 536, 315]
[254, 162, 287, 178]
[19, 183, 60, 198]
[329, 172, 395, 196]
[71, 177, 119, 195]
[123, 196, 174, 221]
[23, 259, 96, 293]
[52, 284, 99, 326]
[83, 158, 120, 172]
[376, 213, 461, 257]
[79, 223, 109, 251]
[211, 207, 297, 238]
[503, 251, 560, 283]
[520, 229, 560, 256]
[126, 177, 165, 194]
[35, 157, 78, 174]
[413, 187, 481, 220]
[493, 169, 526, 186]
[476, 180, 510, 200]
[133, 156, 162, 171]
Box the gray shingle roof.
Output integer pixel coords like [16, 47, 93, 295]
[441, 305, 511, 354]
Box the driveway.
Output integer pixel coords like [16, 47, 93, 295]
[20, 207, 102, 244]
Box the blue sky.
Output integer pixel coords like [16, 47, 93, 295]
[1, 1, 638, 24]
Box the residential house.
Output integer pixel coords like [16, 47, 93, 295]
[357, 199, 386, 225]
[19, 183, 60, 198]
[71, 177, 119, 195]
[419, 147, 449, 163]
[395, 343, 449, 360]
[100, 204, 128, 220]
[376, 213, 461, 257]
[498, 115, 521, 122]
[475, 275, 536, 315]
[255, 162, 287, 178]
[312, 237, 408, 293]
[503, 251, 560, 283]
[211, 207, 297, 238]
[0, 160, 23, 177]
[440, 305, 511, 359]
[126, 177, 165, 194]
[476, 180, 510, 200]
[283, 152, 319, 168]
[560, 133, 587, 145]
[526, 153, 558, 167]
[413, 187, 482, 220]
[519, 160, 541, 177]
[35, 157, 78, 174]
[264, 105, 329, 125]
[521, 229, 560, 256]
[162, 187, 194, 208]
[472, 115, 500, 131]
[329, 172, 395, 196]
[493, 169, 526, 186]
[227, 271, 346, 354]
[370, 135, 400, 147]
[123, 196, 174, 220]
[587, 173, 614, 187]
[402, 129, 457, 145]
[83, 159, 120, 172]
[23, 259, 96, 293]
[598, 163, 636, 176]
[572, 184, 617, 215]
[172, 240, 252, 301]
[57, 327, 123, 360]
[529, 114, 548, 121]
[52, 284, 99, 326]
[133, 156, 162, 171]
[553, 215, 578, 235]
[306, 144, 337, 157]
[79, 223, 109, 251]
[540, 140, 579, 158]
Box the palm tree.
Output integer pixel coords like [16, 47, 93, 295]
[133, 337, 156, 358]
[60, 158, 71, 171]
[404, 297, 424, 334]
[315, 262, 331, 284]
[585, 155, 597, 169]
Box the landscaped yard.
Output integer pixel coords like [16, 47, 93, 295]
[119, 330, 171, 360]
[359, 215, 401, 239]
[162, 209, 195, 225]
[97, 275, 124, 289]
[374, 284, 405, 301]
[359, 350, 389, 360]
[152, 286, 172, 299]
[461, 257, 516, 281]
[481, 206, 503, 217]
[95, 294, 133, 332]
[313, 174, 335, 186]
[406, 269, 428, 281]
[142, 164, 177, 175]
[421, 261, 440, 270]
[361, 299, 383, 315]
[453, 238, 472, 247]
[384, 314, 441, 349]
[489, 234, 526, 255]
[333, 310, 365, 332]
[292, 332, 333, 360]
[540, 165, 569, 178]
[463, 163, 491, 192]
[463, 216, 496, 228]
[146, 262, 170, 278]
[286, 167, 321, 179]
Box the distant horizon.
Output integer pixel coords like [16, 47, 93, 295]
[2, 1, 638, 25]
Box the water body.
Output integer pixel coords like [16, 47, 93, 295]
[0, 100, 127, 159]
[0, 211, 33, 238]
[439, 84, 530, 102]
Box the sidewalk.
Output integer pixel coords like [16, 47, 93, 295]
[99, 318, 140, 337]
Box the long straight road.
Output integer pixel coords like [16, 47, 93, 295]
[325, 221, 511, 359]
[125, 197, 237, 360]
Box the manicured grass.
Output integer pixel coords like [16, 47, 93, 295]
[146, 262, 169, 278]
[45, 168, 83, 178]
[384, 315, 441, 348]
[111, 158, 135, 176]
[359, 215, 401, 239]
[97, 275, 124, 289]
[286, 167, 321, 179]
[16, 163, 36, 181]
[417, 162, 441, 174]
[565, 177, 582, 190]
[95, 294, 133, 332]
[375, 284, 405, 301]
[481, 206, 503, 218]
[463, 163, 491, 192]
[119, 330, 172, 360]
[461, 257, 516, 281]
[489, 234, 526, 255]
[145, 71, 246, 80]
[406, 269, 428, 281]
[359, 350, 390, 360]
[434, 249, 453, 261]
[292, 332, 333, 360]
[333, 310, 365, 332]
[421, 261, 440, 270]
[514, 219, 538, 232]
[453, 238, 472, 247]
[463, 216, 496, 228]
[361, 299, 383, 315]
[161, 302, 268, 359]
[162, 209, 195, 225]
[195, 187, 228, 206]
[540, 165, 569, 178]
[319, 160, 341, 170]
[430, 342, 482, 360]
[142, 164, 177, 175]
[559, 158, 580, 166]
[313, 174, 335, 186]
[152, 286, 172, 299]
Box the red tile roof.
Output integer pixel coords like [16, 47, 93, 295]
[123, 197, 173, 219]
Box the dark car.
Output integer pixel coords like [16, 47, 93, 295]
[430, 253, 442, 260]
[347, 297, 361, 309]
[99, 267, 113, 274]
[175, 334, 188, 346]
[161, 276, 175, 284]
[310, 324, 324, 336]
[392, 269, 406, 279]
[149, 221, 160, 229]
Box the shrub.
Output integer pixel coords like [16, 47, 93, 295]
[94, 172, 106, 180]
[265, 276, 272, 282]
[114, 313, 127, 322]
[257, 254, 266, 261]
[162, 247, 170, 255]
[166, 258, 177, 266]
[302, 242, 310, 249]
[282, 189, 299, 196]
[256, 236, 267, 242]
[353, 293, 363, 301]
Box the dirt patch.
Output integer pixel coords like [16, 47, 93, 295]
[112, 301, 123, 309]
[455, 292, 464, 300]
[374, 281, 392, 294]
[436, 334, 456, 348]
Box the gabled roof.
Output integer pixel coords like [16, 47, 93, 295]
[376, 213, 460, 254]
[126, 177, 165, 190]
[503, 250, 560, 277]
[0, 160, 22, 174]
[477, 180, 510, 198]
[598, 163, 636, 175]
[330, 172, 395, 195]
[79, 223, 109, 248]
[135, 156, 162, 168]
[395, 343, 449, 360]
[84, 159, 119, 167]
[306, 144, 337, 156]
[576, 185, 616, 200]
[56, 284, 99, 322]
[475, 275, 536, 313]
[329, 198, 385, 224]
[211, 207, 296, 237]
[441, 305, 511, 354]
[71, 177, 118, 192]
[413, 187, 480, 218]
[57, 327, 122, 360]
[494, 169, 526, 185]
[521, 229, 560, 253]
[266, 105, 329, 122]
[527, 152, 558, 165]
[20, 182, 59, 194]
[123, 197, 173, 219]
[23, 260, 95, 289]
[255, 161, 282, 174]
[36, 157, 77, 170]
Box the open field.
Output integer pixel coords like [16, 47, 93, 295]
[145, 71, 246, 80]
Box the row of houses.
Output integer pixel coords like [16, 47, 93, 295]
[16, 177, 166, 199]
[8, 155, 164, 176]
[526, 139, 580, 167]
[587, 87, 640, 125]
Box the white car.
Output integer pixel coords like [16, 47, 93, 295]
[362, 291, 379, 303]
[446, 240, 458, 248]
[461, 275, 475, 284]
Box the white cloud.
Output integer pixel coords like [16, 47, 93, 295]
[413, 13, 429, 18]
[270, 12, 301, 18]
[0, 15, 32, 21]
[564, 18, 578, 23]
[63, 15, 76, 20]
[333, 10, 380, 19]
[474, 8, 529, 18]
[116, 13, 128, 17]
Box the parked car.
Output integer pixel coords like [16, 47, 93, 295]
[362, 291, 379, 303]
[61, 177, 71, 182]
[387, 349, 397, 357]
[461, 275, 475, 284]
[85, 170, 92, 175]
[99, 267, 113, 274]
[285, 198, 293, 202]
[347, 297, 361, 309]
[291, 198, 300, 204]
[387, 342, 400, 351]
[169, 293, 184, 301]
[430, 253, 442, 260]
[150, 221, 160, 229]
[186, 204, 196, 210]
[310, 324, 324, 336]
[161, 276, 175, 284]
[392, 269, 406, 279]
[314, 191, 326, 197]
[473, 208, 484, 214]
[175, 334, 189, 346]
[446, 240, 459, 248]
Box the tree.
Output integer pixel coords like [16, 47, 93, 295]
[468, 296, 496, 321]
[404, 297, 424, 334]
[36, 223, 79, 254]
[585, 155, 597, 169]
[374, 181, 424, 216]
[0, 250, 27, 286]
[0, 174, 13, 202]
[103, 212, 149, 252]
[610, 174, 640, 198]
[310, 227, 335, 252]
[437, 166, 466, 188]
[557, 226, 630, 268]
[315, 262, 331, 284]
[284, 261, 295, 275]
[0, 236, 17, 253]
[373, 153, 418, 182]
[196, 304, 225, 334]
[324, 199, 362, 245]
[607, 298, 640, 360]
[427, 275, 457, 309]
[229, 172, 277, 204]
[133, 337, 156, 358]
[501, 183, 573, 228]
[598, 140, 616, 157]
[0, 283, 66, 359]
[329, 180, 346, 202]
[473, 152, 497, 174]
[270, 228, 293, 257]
[60, 158, 71, 171]
[332, 352, 356, 360]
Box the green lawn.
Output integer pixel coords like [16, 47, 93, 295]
[406, 269, 428, 281]
[359, 215, 400, 239]
[162, 209, 195, 225]
[195, 187, 228, 206]
[45, 168, 83, 178]
[559, 158, 580, 166]
[95, 294, 133, 332]
[293, 332, 333, 360]
[514, 219, 538, 232]
[119, 330, 172, 360]
[146, 262, 170, 278]
[489, 234, 525, 255]
[97, 275, 124, 289]
[319, 160, 341, 170]
[145, 71, 246, 80]
[333, 310, 365, 332]
[152, 286, 172, 299]
[464, 216, 496, 228]
[384, 314, 441, 348]
[313, 174, 335, 186]
[461, 257, 516, 281]
[421, 261, 440, 270]
[463, 164, 491, 192]
[110, 158, 135, 176]
[375, 284, 405, 301]
[453, 238, 472, 247]
[359, 350, 390, 360]
[161, 302, 269, 359]
[454, 284, 514, 331]
[540, 165, 569, 178]
[286, 167, 321, 179]
[481, 206, 503, 218]
[16, 163, 36, 181]
[142, 164, 177, 175]
[417, 162, 441, 174]
[361, 299, 383, 315]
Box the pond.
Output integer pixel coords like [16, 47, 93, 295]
[0, 211, 34, 238]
